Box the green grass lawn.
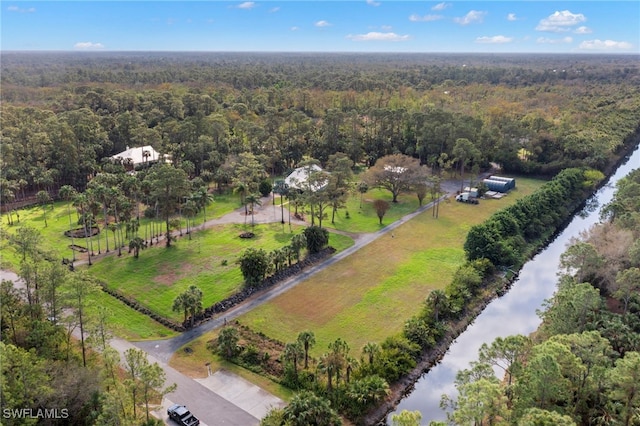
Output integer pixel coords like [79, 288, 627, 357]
[292, 188, 423, 234]
[238, 177, 545, 359]
[1, 192, 354, 340]
[86, 222, 354, 322]
[3, 177, 540, 346]
[1, 192, 241, 272]
[88, 290, 179, 340]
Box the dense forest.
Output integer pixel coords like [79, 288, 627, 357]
[2, 52, 640, 200]
[1, 53, 640, 426]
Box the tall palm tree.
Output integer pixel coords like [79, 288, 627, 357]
[84, 188, 102, 254]
[73, 193, 92, 265]
[345, 356, 358, 384]
[283, 342, 304, 378]
[426, 289, 449, 322]
[182, 199, 198, 239]
[59, 185, 78, 261]
[362, 342, 380, 365]
[172, 293, 190, 325]
[233, 181, 248, 216]
[146, 164, 190, 248]
[318, 353, 337, 393]
[91, 184, 111, 252]
[196, 187, 214, 227]
[128, 237, 145, 259]
[142, 149, 151, 168]
[122, 174, 141, 220]
[297, 330, 316, 369]
[358, 181, 368, 209]
[245, 193, 262, 230]
[1, 179, 17, 225]
[328, 338, 349, 385]
[36, 190, 51, 227]
[185, 285, 203, 328]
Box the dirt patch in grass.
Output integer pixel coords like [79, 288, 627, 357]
[154, 273, 177, 285]
[154, 261, 196, 285]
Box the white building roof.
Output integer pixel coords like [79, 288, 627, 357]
[110, 146, 165, 165]
[285, 164, 328, 192]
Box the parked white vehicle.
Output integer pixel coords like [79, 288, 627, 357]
[455, 192, 479, 204]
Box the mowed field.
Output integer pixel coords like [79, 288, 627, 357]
[87, 222, 355, 322]
[236, 177, 544, 357]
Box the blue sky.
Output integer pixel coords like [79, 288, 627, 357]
[2, 1, 639, 53]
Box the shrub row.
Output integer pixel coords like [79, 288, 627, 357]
[96, 281, 185, 332]
[97, 247, 335, 331]
[464, 167, 595, 268]
[185, 247, 336, 329]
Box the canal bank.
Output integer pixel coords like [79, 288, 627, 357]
[367, 137, 640, 425]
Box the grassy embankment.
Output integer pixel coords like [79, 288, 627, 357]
[170, 177, 545, 380]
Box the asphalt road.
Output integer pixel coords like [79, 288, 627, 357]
[110, 339, 260, 426]
[133, 189, 454, 362]
[2, 178, 467, 425]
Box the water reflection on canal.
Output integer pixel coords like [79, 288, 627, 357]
[388, 144, 640, 424]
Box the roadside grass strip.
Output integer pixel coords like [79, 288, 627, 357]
[89, 290, 179, 340]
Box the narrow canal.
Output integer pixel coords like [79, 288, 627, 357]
[388, 143, 640, 424]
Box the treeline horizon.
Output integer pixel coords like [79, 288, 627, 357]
[3, 51, 640, 89]
[2, 52, 639, 201]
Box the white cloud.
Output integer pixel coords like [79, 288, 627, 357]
[432, 2, 450, 11]
[579, 39, 633, 51]
[269, 7, 280, 13]
[475, 35, 513, 44]
[536, 10, 586, 32]
[7, 5, 35, 13]
[454, 10, 487, 25]
[536, 36, 573, 45]
[74, 42, 105, 50]
[315, 20, 332, 27]
[366, 0, 381, 6]
[291, 26, 300, 31]
[347, 32, 411, 42]
[381, 25, 392, 31]
[237, 2, 256, 10]
[574, 26, 592, 34]
[409, 14, 442, 22]
[507, 13, 517, 22]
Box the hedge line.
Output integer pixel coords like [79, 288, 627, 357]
[96, 247, 336, 331]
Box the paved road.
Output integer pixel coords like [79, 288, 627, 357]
[134, 191, 452, 362]
[110, 339, 263, 426]
[2, 178, 469, 425]
[0, 271, 267, 426]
